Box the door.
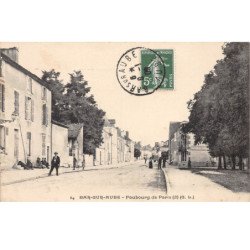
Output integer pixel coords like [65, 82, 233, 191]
[14, 129, 19, 161]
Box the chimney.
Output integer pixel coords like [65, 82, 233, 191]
[126, 131, 129, 138]
[1, 47, 19, 63]
[108, 119, 116, 126]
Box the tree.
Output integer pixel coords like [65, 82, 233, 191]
[41, 69, 65, 121]
[186, 43, 249, 169]
[42, 70, 106, 155]
[134, 148, 141, 159]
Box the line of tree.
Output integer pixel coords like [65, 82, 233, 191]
[184, 43, 249, 170]
[41, 69, 105, 155]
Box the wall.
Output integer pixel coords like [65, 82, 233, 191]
[84, 154, 94, 167]
[52, 124, 69, 167]
[0, 61, 52, 169]
[69, 126, 84, 166]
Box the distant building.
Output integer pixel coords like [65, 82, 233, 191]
[95, 119, 135, 166]
[0, 48, 52, 169]
[68, 123, 84, 167]
[168, 121, 211, 167]
[141, 144, 153, 158]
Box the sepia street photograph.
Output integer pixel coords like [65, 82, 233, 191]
[0, 42, 249, 202]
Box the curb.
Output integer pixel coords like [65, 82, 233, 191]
[1, 162, 139, 186]
[1, 168, 84, 186]
[160, 167, 171, 194]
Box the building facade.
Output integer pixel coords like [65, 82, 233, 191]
[0, 48, 52, 169]
[95, 119, 135, 166]
[169, 121, 211, 167]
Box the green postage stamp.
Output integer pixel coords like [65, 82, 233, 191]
[116, 47, 174, 95]
[141, 49, 174, 90]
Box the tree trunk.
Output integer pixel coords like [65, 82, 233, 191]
[223, 155, 227, 169]
[239, 156, 243, 170]
[218, 156, 222, 169]
[231, 155, 236, 170]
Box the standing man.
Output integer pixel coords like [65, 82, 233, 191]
[73, 154, 77, 170]
[162, 157, 167, 168]
[49, 152, 60, 176]
[158, 156, 162, 170]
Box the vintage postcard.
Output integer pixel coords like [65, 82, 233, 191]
[0, 42, 249, 201]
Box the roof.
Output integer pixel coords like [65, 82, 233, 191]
[52, 120, 69, 129]
[169, 122, 181, 140]
[0, 52, 50, 91]
[68, 124, 83, 139]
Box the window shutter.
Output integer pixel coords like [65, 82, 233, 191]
[27, 132, 31, 139]
[14, 91, 19, 115]
[31, 99, 34, 121]
[0, 84, 2, 112]
[46, 106, 48, 126]
[25, 96, 28, 120]
[42, 104, 47, 125]
[2, 85, 4, 112]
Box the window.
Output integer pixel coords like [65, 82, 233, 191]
[42, 133, 46, 156]
[27, 77, 33, 93]
[0, 84, 5, 112]
[41, 87, 47, 100]
[42, 104, 48, 125]
[0, 125, 6, 153]
[14, 91, 19, 115]
[25, 97, 34, 121]
[27, 132, 31, 156]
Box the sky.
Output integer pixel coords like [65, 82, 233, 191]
[1, 42, 224, 146]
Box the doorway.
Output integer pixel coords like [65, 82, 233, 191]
[14, 129, 19, 161]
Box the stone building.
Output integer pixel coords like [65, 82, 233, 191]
[169, 121, 211, 167]
[95, 119, 135, 166]
[0, 48, 52, 169]
[124, 131, 135, 162]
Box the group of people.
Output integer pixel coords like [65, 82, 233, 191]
[144, 155, 167, 169]
[17, 157, 49, 170]
[17, 151, 85, 176]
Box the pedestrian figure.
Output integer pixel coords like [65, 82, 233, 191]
[35, 157, 43, 168]
[144, 156, 148, 164]
[162, 157, 166, 168]
[73, 154, 77, 170]
[158, 156, 162, 169]
[188, 157, 192, 169]
[82, 157, 85, 170]
[26, 157, 34, 170]
[41, 158, 49, 169]
[149, 157, 153, 169]
[49, 152, 60, 176]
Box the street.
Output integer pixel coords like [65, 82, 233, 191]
[1, 162, 167, 201]
[1, 162, 249, 201]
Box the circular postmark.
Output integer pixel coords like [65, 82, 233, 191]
[116, 47, 166, 96]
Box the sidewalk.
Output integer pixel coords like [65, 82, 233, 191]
[0, 161, 141, 186]
[162, 165, 250, 201]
